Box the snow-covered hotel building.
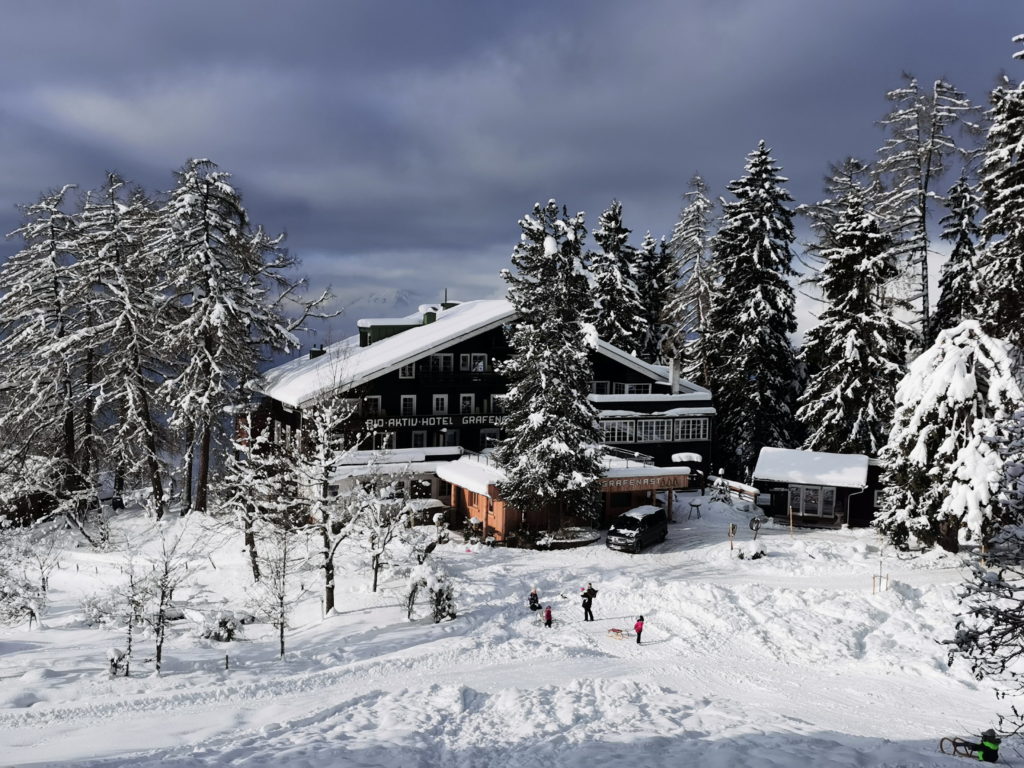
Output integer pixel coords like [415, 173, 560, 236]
[252, 300, 716, 537]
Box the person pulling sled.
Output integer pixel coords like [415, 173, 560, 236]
[940, 728, 1000, 762]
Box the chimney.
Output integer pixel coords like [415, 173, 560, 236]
[309, 345, 326, 360]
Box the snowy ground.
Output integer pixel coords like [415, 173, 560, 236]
[0, 497, 1016, 767]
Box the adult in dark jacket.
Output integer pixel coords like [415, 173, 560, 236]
[581, 591, 594, 621]
[529, 588, 541, 611]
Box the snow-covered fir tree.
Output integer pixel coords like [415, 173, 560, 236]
[633, 231, 674, 363]
[155, 159, 324, 514]
[978, 67, 1024, 350]
[586, 200, 648, 356]
[708, 142, 800, 477]
[875, 321, 1023, 552]
[931, 173, 982, 343]
[796, 167, 913, 454]
[495, 200, 604, 527]
[874, 75, 979, 346]
[663, 174, 716, 386]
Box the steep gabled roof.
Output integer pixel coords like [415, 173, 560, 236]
[255, 298, 711, 408]
[255, 300, 516, 407]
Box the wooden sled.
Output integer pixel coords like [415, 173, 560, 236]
[939, 737, 976, 758]
[607, 628, 633, 640]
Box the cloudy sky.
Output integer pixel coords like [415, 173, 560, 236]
[0, 1, 1020, 343]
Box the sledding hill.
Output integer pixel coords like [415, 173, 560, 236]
[0, 498, 1008, 767]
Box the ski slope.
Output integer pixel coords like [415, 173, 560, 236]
[0, 499, 1011, 767]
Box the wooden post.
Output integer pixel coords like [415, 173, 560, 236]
[788, 506, 794, 535]
[728, 523, 737, 553]
[225, 654, 229, 670]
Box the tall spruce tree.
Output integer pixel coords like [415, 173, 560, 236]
[932, 173, 981, 342]
[796, 170, 913, 454]
[155, 159, 325, 513]
[875, 321, 1023, 552]
[587, 200, 647, 355]
[874, 75, 979, 346]
[495, 201, 604, 528]
[978, 63, 1024, 349]
[708, 142, 800, 477]
[634, 232, 674, 363]
[663, 174, 716, 385]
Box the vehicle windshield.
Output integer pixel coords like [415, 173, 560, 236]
[612, 516, 640, 531]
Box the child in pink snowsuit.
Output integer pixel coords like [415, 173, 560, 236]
[634, 615, 644, 644]
[544, 606, 553, 628]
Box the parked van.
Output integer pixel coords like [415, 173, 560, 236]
[606, 505, 668, 553]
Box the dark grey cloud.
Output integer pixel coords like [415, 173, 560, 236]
[0, 0, 1019, 340]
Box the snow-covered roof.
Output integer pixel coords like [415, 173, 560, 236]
[752, 447, 869, 488]
[256, 298, 714, 409]
[336, 447, 463, 466]
[589, 394, 712, 405]
[435, 457, 505, 497]
[435, 455, 692, 497]
[594, 406, 716, 417]
[255, 300, 517, 407]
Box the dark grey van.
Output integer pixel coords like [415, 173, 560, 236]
[605, 505, 668, 553]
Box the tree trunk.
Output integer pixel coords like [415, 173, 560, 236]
[244, 506, 261, 581]
[278, 597, 286, 658]
[322, 514, 335, 614]
[181, 425, 195, 512]
[194, 422, 212, 513]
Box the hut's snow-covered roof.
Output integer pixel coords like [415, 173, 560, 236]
[752, 447, 869, 488]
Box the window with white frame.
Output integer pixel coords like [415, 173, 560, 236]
[635, 418, 672, 443]
[674, 417, 709, 441]
[460, 394, 475, 414]
[411, 430, 427, 448]
[433, 394, 448, 415]
[362, 396, 381, 416]
[459, 353, 471, 371]
[400, 395, 416, 416]
[399, 363, 415, 379]
[470, 353, 487, 372]
[788, 485, 837, 517]
[430, 354, 454, 373]
[443, 428, 459, 447]
[371, 432, 396, 450]
[600, 420, 635, 443]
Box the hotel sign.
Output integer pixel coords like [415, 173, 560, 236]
[365, 414, 505, 429]
[601, 474, 690, 491]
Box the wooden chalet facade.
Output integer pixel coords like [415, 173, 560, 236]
[751, 447, 884, 527]
[251, 299, 716, 533]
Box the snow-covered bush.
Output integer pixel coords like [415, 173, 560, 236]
[406, 563, 457, 623]
[199, 612, 241, 642]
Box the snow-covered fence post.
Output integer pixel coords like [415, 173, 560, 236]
[728, 522, 736, 552]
